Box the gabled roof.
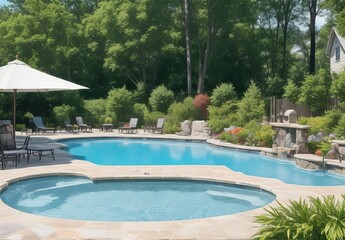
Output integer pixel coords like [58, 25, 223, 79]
[326, 27, 345, 55]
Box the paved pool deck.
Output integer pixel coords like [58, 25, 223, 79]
[1, 130, 345, 240]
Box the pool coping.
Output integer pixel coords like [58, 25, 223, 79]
[1, 131, 345, 239]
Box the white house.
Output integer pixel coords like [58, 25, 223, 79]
[326, 27, 345, 74]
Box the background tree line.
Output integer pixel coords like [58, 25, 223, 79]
[0, 0, 344, 124]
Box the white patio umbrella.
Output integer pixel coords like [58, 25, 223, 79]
[0, 59, 88, 133]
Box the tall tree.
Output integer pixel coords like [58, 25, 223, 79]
[183, 0, 192, 96]
[85, 0, 180, 88]
[300, 0, 324, 75]
[257, 0, 300, 83]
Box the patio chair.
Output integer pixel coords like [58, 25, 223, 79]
[145, 118, 165, 134]
[0, 125, 29, 169]
[76, 116, 92, 132]
[118, 118, 138, 133]
[64, 119, 76, 133]
[32, 116, 56, 134]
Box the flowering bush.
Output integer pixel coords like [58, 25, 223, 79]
[217, 122, 273, 147]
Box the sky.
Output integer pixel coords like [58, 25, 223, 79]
[0, 0, 7, 6]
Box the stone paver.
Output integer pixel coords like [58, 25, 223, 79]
[0, 130, 344, 239]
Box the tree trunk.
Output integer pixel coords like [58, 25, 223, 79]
[184, 0, 192, 96]
[197, 0, 213, 94]
[309, 0, 317, 75]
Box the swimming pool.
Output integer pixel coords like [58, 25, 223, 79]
[61, 138, 345, 186]
[0, 176, 275, 221]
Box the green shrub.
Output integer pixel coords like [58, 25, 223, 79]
[334, 114, 345, 139]
[84, 99, 107, 125]
[144, 111, 165, 125]
[324, 110, 342, 134]
[163, 122, 181, 134]
[298, 69, 331, 113]
[207, 101, 239, 133]
[104, 117, 113, 124]
[254, 195, 345, 240]
[283, 79, 301, 104]
[298, 116, 328, 135]
[166, 97, 198, 126]
[256, 125, 274, 147]
[106, 87, 134, 122]
[53, 104, 76, 125]
[217, 131, 238, 144]
[210, 83, 237, 107]
[133, 103, 149, 127]
[307, 141, 321, 154]
[308, 140, 330, 155]
[149, 85, 174, 113]
[237, 81, 265, 126]
[331, 70, 345, 105]
[134, 82, 149, 103]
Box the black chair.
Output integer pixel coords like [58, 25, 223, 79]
[32, 116, 56, 134]
[0, 125, 29, 169]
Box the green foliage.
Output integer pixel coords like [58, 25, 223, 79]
[53, 104, 76, 125]
[149, 85, 174, 113]
[334, 114, 345, 139]
[104, 117, 113, 124]
[299, 69, 332, 113]
[207, 101, 239, 133]
[217, 131, 238, 144]
[133, 103, 149, 127]
[256, 124, 274, 147]
[163, 122, 181, 134]
[331, 71, 345, 106]
[265, 75, 284, 97]
[308, 140, 331, 155]
[24, 112, 34, 118]
[134, 82, 148, 104]
[144, 111, 164, 125]
[106, 87, 134, 122]
[254, 195, 345, 240]
[84, 99, 107, 124]
[237, 81, 265, 126]
[216, 121, 273, 147]
[283, 79, 301, 104]
[166, 97, 198, 126]
[324, 110, 343, 134]
[298, 116, 328, 135]
[210, 83, 237, 107]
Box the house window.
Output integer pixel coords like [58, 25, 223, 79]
[336, 46, 340, 62]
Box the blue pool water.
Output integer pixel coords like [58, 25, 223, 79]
[0, 176, 275, 221]
[61, 138, 345, 186]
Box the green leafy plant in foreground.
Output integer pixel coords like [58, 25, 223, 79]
[253, 195, 345, 240]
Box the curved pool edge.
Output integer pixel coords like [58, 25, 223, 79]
[1, 162, 345, 240]
[1, 131, 345, 239]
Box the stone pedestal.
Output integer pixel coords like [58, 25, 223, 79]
[270, 122, 310, 154]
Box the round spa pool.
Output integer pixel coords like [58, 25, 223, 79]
[0, 176, 275, 221]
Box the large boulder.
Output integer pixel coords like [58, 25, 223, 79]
[191, 120, 211, 138]
[176, 120, 191, 136]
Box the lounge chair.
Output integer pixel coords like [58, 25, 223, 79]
[0, 125, 29, 169]
[76, 116, 92, 132]
[118, 118, 138, 133]
[32, 116, 56, 134]
[145, 118, 165, 134]
[64, 119, 76, 133]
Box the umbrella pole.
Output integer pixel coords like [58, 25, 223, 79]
[13, 90, 16, 136]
